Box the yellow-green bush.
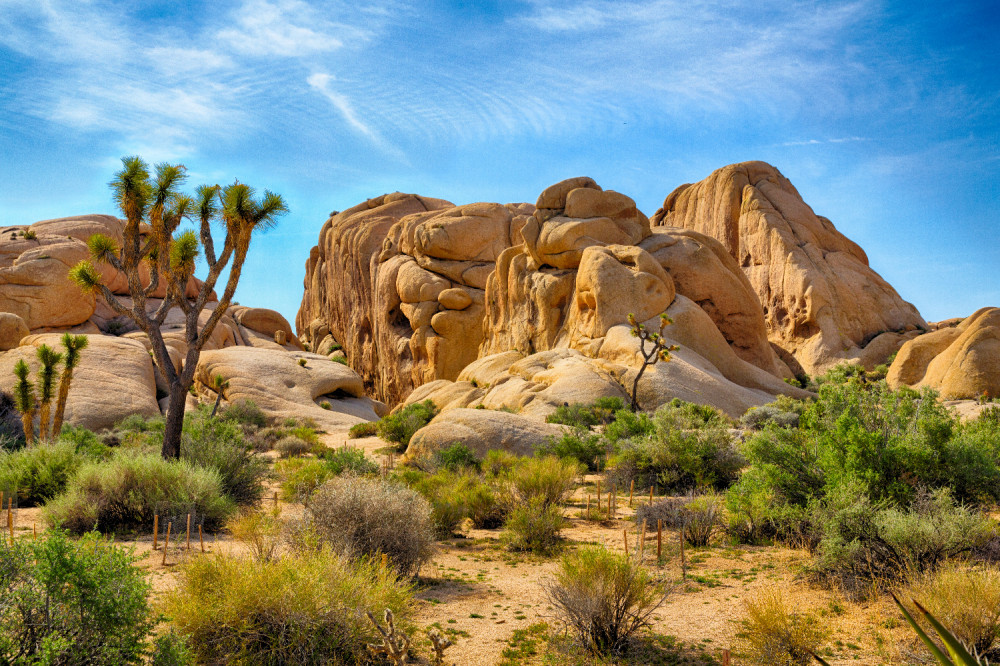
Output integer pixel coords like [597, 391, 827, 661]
[903, 563, 1000, 656]
[735, 589, 827, 665]
[162, 548, 412, 665]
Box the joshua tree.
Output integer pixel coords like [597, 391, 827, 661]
[12, 360, 36, 446]
[626, 312, 680, 412]
[209, 374, 230, 418]
[70, 157, 287, 459]
[51, 333, 88, 438]
[35, 344, 63, 441]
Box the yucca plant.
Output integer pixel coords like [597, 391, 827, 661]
[812, 594, 990, 665]
[35, 343, 63, 441]
[69, 157, 287, 459]
[12, 359, 36, 445]
[51, 333, 88, 437]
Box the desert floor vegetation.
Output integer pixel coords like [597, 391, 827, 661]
[1, 370, 999, 664]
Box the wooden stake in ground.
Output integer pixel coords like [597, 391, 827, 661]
[680, 527, 686, 579]
[649, 485, 654, 505]
[153, 514, 159, 550]
[186, 513, 191, 550]
[657, 519, 662, 559]
[33, 523, 37, 540]
[587, 495, 591, 520]
[607, 487, 612, 517]
[274, 491, 279, 510]
[162, 522, 172, 566]
[722, 649, 731, 666]
[198, 524, 204, 552]
[629, 480, 634, 508]
[639, 519, 647, 561]
[623, 528, 628, 555]
[596, 480, 601, 507]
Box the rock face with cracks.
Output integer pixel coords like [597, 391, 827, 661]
[650, 161, 927, 376]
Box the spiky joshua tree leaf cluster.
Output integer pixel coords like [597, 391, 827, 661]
[68, 156, 287, 459]
[626, 312, 680, 412]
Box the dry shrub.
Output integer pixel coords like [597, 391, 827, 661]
[544, 546, 669, 655]
[302, 477, 435, 576]
[227, 508, 282, 563]
[902, 563, 1000, 657]
[274, 436, 311, 458]
[635, 491, 722, 547]
[735, 589, 827, 665]
[161, 548, 412, 666]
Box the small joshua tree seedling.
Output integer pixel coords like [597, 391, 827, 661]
[626, 312, 679, 412]
[12, 359, 37, 445]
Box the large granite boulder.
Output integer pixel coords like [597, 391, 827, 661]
[406, 408, 567, 460]
[650, 161, 927, 376]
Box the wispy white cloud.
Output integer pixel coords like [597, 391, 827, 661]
[782, 137, 869, 147]
[215, 0, 352, 57]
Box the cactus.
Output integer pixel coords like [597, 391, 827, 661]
[366, 609, 410, 665]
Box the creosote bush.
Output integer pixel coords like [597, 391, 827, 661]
[544, 546, 670, 655]
[227, 508, 282, 563]
[162, 548, 413, 666]
[218, 399, 268, 428]
[546, 397, 625, 428]
[375, 400, 438, 450]
[509, 455, 582, 508]
[180, 411, 268, 506]
[503, 497, 565, 554]
[45, 450, 234, 533]
[275, 435, 311, 458]
[347, 421, 378, 438]
[735, 589, 827, 665]
[0, 530, 155, 664]
[539, 428, 608, 471]
[0, 440, 93, 506]
[301, 476, 435, 576]
[902, 563, 1000, 657]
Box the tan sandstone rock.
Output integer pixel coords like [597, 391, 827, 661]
[650, 161, 926, 375]
[405, 408, 567, 460]
[888, 308, 1000, 399]
[0, 313, 29, 350]
[0, 334, 160, 431]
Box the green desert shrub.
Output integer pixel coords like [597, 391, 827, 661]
[538, 428, 608, 471]
[347, 421, 378, 438]
[218, 399, 268, 428]
[320, 445, 378, 476]
[545, 397, 625, 428]
[277, 458, 332, 501]
[603, 408, 655, 443]
[0, 440, 92, 506]
[901, 563, 1000, 657]
[150, 630, 194, 666]
[481, 449, 520, 478]
[509, 455, 581, 508]
[741, 400, 802, 430]
[376, 400, 437, 450]
[227, 508, 282, 563]
[162, 548, 413, 666]
[396, 468, 478, 536]
[503, 497, 565, 554]
[432, 442, 480, 472]
[813, 487, 992, 597]
[0, 530, 155, 665]
[734, 589, 827, 665]
[301, 476, 435, 576]
[45, 451, 234, 533]
[181, 413, 268, 506]
[608, 401, 742, 493]
[544, 546, 669, 655]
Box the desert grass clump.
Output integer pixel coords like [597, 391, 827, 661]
[0, 530, 155, 664]
[275, 435, 311, 458]
[348, 421, 378, 438]
[218, 399, 268, 428]
[277, 457, 332, 501]
[161, 548, 413, 666]
[227, 508, 282, 563]
[302, 477, 435, 576]
[509, 455, 582, 508]
[735, 589, 828, 665]
[902, 563, 1000, 657]
[45, 451, 234, 533]
[544, 546, 670, 655]
[503, 498, 566, 554]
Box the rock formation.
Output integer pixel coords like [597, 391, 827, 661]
[0, 215, 377, 431]
[650, 161, 927, 376]
[887, 308, 1000, 399]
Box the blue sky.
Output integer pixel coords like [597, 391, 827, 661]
[1, 0, 997, 325]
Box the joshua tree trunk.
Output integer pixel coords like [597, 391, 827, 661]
[211, 390, 224, 418]
[21, 411, 34, 446]
[51, 368, 73, 438]
[38, 404, 50, 441]
[162, 385, 188, 459]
